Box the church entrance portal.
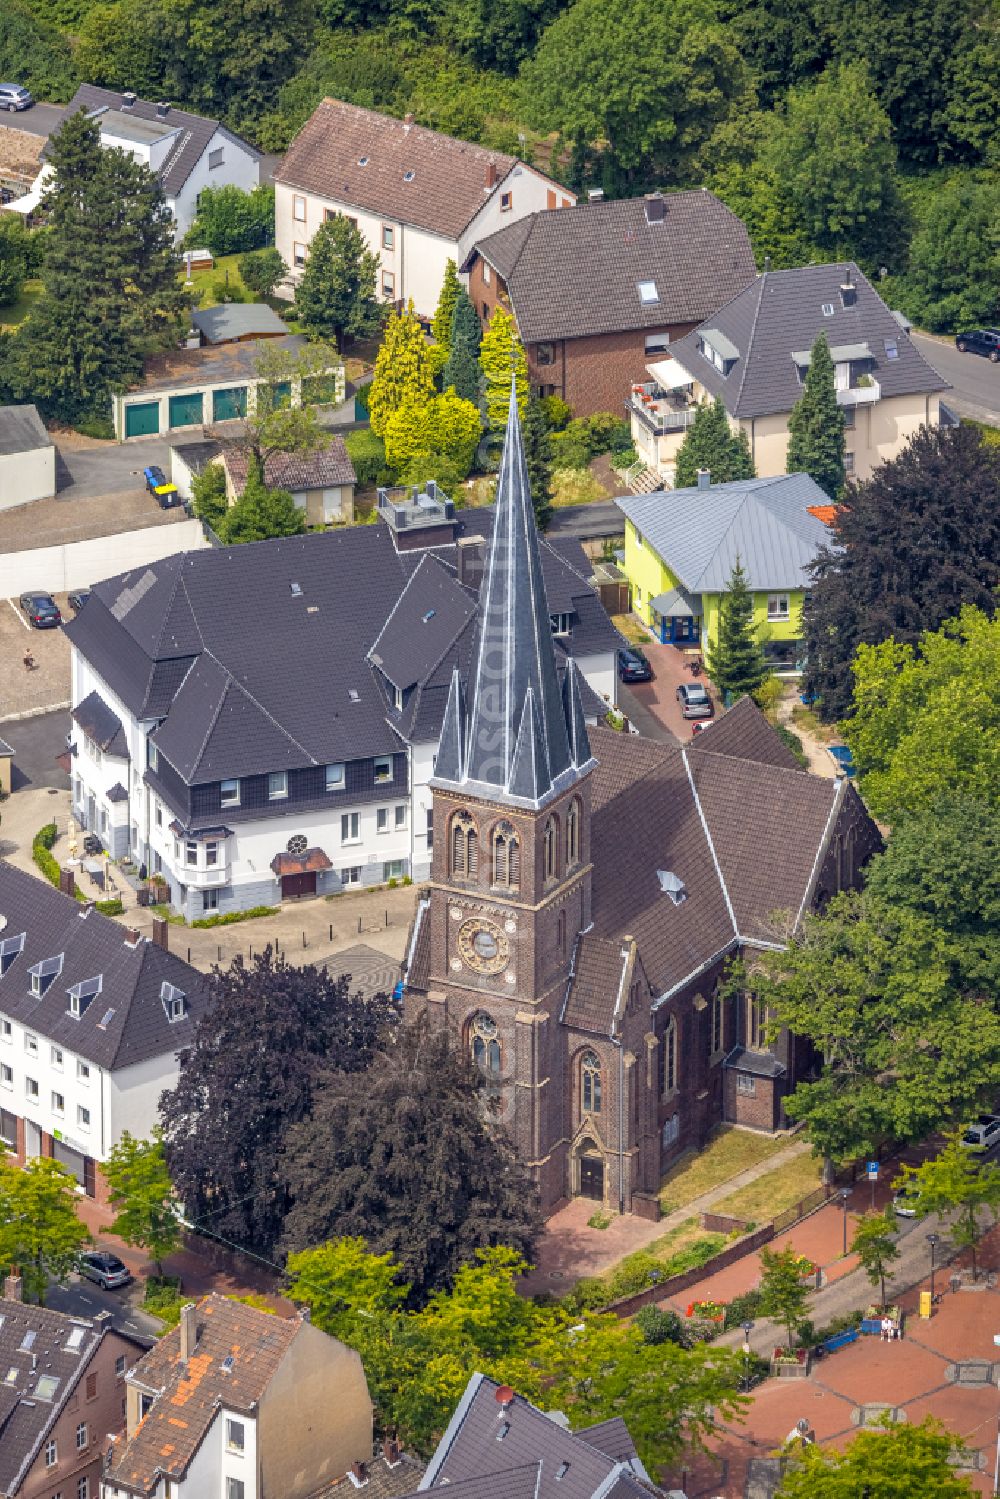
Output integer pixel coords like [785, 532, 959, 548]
[579, 1154, 605, 1202]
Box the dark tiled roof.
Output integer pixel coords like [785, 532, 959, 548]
[0, 862, 208, 1071]
[312, 1451, 425, 1499]
[369, 555, 476, 693]
[562, 936, 628, 1035]
[191, 303, 289, 343]
[108, 1295, 300, 1495]
[687, 695, 802, 772]
[0, 403, 51, 456]
[106, 781, 129, 803]
[276, 99, 533, 240]
[471, 193, 756, 343]
[669, 262, 948, 419]
[72, 689, 126, 755]
[401, 1467, 541, 1499]
[577, 1418, 638, 1463]
[63, 86, 259, 196]
[422, 1375, 652, 1499]
[223, 438, 357, 493]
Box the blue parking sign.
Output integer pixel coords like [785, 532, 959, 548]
[867, 1161, 879, 1180]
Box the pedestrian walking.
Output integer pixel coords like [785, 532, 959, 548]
[881, 1315, 893, 1342]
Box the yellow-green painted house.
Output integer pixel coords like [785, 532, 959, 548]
[616, 472, 835, 672]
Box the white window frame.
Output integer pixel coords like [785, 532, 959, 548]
[341, 812, 360, 846]
[52, 1091, 65, 1115]
[382, 270, 395, 299]
[185, 841, 198, 867]
[737, 1073, 756, 1096]
[24, 1032, 37, 1056]
[46, 1438, 58, 1467]
[25, 1076, 38, 1101]
[205, 841, 219, 867]
[76, 1422, 88, 1451]
[77, 1060, 90, 1083]
[268, 770, 288, 801]
[0, 1064, 11, 1089]
[482, 261, 491, 285]
[376, 808, 389, 834]
[226, 1418, 245, 1454]
[326, 763, 345, 791]
[382, 223, 394, 250]
[293, 194, 306, 222]
[844, 451, 855, 475]
[51, 1045, 63, 1069]
[395, 804, 407, 830]
[767, 594, 790, 621]
[373, 756, 392, 784]
[208, 146, 224, 169]
[78, 1105, 91, 1131]
[220, 779, 240, 808]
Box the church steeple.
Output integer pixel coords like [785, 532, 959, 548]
[435, 382, 592, 808]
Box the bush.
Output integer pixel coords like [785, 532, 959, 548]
[724, 1288, 763, 1330]
[144, 1274, 183, 1331]
[94, 898, 124, 916]
[776, 724, 809, 768]
[635, 1305, 689, 1346]
[73, 412, 115, 440]
[539, 393, 572, 430]
[237, 247, 286, 300]
[585, 411, 632, 454]
[185, 185, 276, 257]
[344, 428, 390, 487]
[32, 823, 60, 886]
[549, 430, 592, 470]
[190, 904, 278, 928]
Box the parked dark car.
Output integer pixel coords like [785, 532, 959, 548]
[0, 84, 34, 112]
[617, 646, 653, 683]
[19, 591, 61, 628]
[143, 464, 181, 507]
[77, 1251, 132, 1291]
[676, 682, 714, 719]
[955, 328, 1000, 362]
[67, 589, 91, 612]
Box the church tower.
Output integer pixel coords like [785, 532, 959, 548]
[421, 382, 596, 1211]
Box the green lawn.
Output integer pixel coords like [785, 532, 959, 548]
[181, 252, 250, 308]
[658, 1127, 792, 1213]
[612, 613, 652, 647]
[0, 278, 43, 330]
[711, 1151, 823, 1225]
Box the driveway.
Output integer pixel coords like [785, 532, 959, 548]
[911, 331, 1000, 425]
[621, 635, 716, 742]
[54, 430, 172, 501]
[0, 598, 71, 719]
[0, 706, 70, 789]
[0, 102, 66, 139]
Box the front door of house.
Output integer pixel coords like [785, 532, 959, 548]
[281, 871, 317, 900]
[580, 1155, 605, 1201]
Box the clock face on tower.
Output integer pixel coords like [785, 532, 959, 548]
[457, 917, 510, 976]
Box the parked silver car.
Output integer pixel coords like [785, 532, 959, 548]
[0, 83, 34, 112]
[676, 682, 714, 719]
[78, 1250, 133, 1290]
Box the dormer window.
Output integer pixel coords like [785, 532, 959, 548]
[0, 933, 25, 976]
[549, 613, 571, 636]
[656, 870, 687, 905]
[374, 756, 392, 784]
[67, 975, 102, 1018]
[220, 778, 240, 808]
[29, 954, 64, 997]
[161, 981, 187, 1022]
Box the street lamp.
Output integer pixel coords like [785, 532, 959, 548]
[742, 1319, 754, 1391]
[927, 1233, 939, 1305]
[840, 1188, 851, 1256]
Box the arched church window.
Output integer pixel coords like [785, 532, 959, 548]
[662, 1016, 678, 1096]
[451, 811, 478, 879]
[491, 820, 520, 888]
[543, 815, 558, 882]
[582, 1051, 602, 1114]
[470, 1012, 501, 1075]
[746, 994, 767, 1051]
[566, 799, 581, 868]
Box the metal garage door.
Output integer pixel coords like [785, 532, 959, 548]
[124, 401, 160, 438]
[169, 391, 204, 428]
[213, 386, 248, 421]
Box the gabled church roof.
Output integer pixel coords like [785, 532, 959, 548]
[433, 383, 595, 809]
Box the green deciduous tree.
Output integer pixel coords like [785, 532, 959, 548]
[219, 466, 305, 543]
[160, 948, 395, 1259]
[287, 1240, 747, 1471]
[851, 1209, 900, 1308]
[190, 461, 228, 533]
[432, 258, 461, 351]
[0, 0, 78, 102]
[775, 1417, 977, 1499]
[674, 398, 754, 489]
[522, 396, 553, 530]
[7, 108, 184, 425]
[237, 247, 287, 300]
[295, 215, 380, 350]
[185, 185, 276, 256]
[479, 306, 526, 433]
[222, 341, 341, 475]
[894, 1133, 1000, 1280]
[0, 217, 30, 307]
[705, 557, 768, 702]
[757, 1244, 813, 1349]
[383, 388, 482, 480]
[762, 62, 909, 271]
[785, 333, 845, 500]
[843, 607, 1000, 823]
[0, 1156, 90, 1304]
[102, 1127, 180, 1276]
[154, 0, 316, 117]
[281, 1021, 541, 1301]
[368, 302, 435, 437]
[442, 289, 483, 405]
[895, 177, 1000, 333]
[803, 424, 1000, 720]
[745, 892, 1000, 1167]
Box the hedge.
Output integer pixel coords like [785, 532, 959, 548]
[191, 904, 278, 928]
[32, 823, 60, 887]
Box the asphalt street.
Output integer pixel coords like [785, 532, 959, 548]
[46, 1276, 161, 1343]
[0, 707, 70, 790]
[2, 101, 65, 138]
[911, 332, 1000, 424]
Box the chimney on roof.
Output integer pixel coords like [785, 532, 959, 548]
[697, 468, 711, 489]
[121, 91, 136, 110]
[179, 1303, 198, 1362]
[349, 1462, 369, 1487]
[59, 868, 76, 898]
[644, 192, 666, 225]
[4, 1269, 22, 1302]
[124, 927, 141, 948]
[383, 1438, 401, 1467]
[403, 112, 414, 131]
[840, 268, 857, 308]
[485, 160, 498, 190]
[156, 101, 171, 119]
[152, 915, 169, 953]
[587, 188, 604, 202]
[456, 533, 486, 590]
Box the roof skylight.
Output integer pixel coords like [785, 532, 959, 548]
[403, 170, 415, 182]
[656, 870, 687, 906]
[638, 280, 659, 305]
[35, 1374, 60, 1400]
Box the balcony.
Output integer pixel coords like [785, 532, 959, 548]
[628, 383, 698, 436]
[836, 377, 881, 408]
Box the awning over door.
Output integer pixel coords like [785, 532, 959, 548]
[645, 358, 696, 391]
[651, 587, 701, 618]
[270, 848, 333, 877]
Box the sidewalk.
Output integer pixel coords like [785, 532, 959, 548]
[521, 1136, 812, 1295]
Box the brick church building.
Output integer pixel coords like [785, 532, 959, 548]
[403, 389, 880, 1218]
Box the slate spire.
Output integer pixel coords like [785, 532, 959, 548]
[434, 380, 592, 807]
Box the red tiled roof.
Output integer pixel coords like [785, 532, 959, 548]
[224, 439, 356, 493]
[270, 847, 333, 876]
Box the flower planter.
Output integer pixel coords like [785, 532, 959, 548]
[771, 1351, 811, 1378]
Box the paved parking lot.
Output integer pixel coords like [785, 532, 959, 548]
[0, 597, 71, 719]
[621, 633, 718, 741]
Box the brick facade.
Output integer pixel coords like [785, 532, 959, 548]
[467, 257, 697, 417]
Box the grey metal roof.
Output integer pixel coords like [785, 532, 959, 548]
[0, 403, 51, 456]
[469, 192, 756, 344]
[669, 262, 948, 419]
[62, 86, 259, 196]
[0, 862, 208, 1071]
[435, 386, 593, 808]
[192, 303, 290, 344]
[650, 587, 699, 618]
[616, 473, 832, 593]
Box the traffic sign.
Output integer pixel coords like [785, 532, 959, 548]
[866, 1161, 879, 1181]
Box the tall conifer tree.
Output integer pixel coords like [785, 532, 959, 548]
[522, 397, 554, 530]
[442, 290, 483, 405]
[674, 398, 755, 488]
[705, 556, 769, 702]
[368, 301, 435, 436]
[786, 331, 846, 499]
